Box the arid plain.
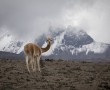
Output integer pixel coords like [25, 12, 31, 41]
[0, 59, 110, 90]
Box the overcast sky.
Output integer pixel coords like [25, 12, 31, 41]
[0, 0, 110, 43]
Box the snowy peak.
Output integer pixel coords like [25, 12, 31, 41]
[0, 26, 110, 60]
[39, 27, 110, 59]
[0, 31, 24, 54]
[63, 29, 93, 47]
[38, 26, 94, 47]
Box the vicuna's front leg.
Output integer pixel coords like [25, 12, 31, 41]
[37, 56, 41, 72]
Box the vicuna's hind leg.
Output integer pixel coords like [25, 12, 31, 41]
[33, 56, 37, 72]
[26, 56, 30, 73]
[30, 56, 35, 72]
[37, 56, 41, 72]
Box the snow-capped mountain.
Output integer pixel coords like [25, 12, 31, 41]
[37, 27, 110, 60]
[0, 31, 24, 54]
[0, 26, 110, 60]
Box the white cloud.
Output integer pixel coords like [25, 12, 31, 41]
[0, 0, 110, 43]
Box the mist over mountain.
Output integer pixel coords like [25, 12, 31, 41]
[37, 26, 110, 60]
[0, 26, 110, 60]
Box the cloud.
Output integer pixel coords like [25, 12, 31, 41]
[61, 0, 110, 43]
[0, 0, 110, 43]
[0, 0, 66, 40]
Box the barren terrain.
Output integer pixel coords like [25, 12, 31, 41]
[0, 59, 110, 90]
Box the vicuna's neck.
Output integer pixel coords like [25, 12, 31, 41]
[41, 41, 51, 53]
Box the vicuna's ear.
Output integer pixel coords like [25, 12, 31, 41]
[46, 36, 52, 40]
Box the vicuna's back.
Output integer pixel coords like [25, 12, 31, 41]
[24, 43, 41, 56]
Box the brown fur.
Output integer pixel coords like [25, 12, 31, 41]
[24, 38, 52, 73]
[24, 43, 42, 57]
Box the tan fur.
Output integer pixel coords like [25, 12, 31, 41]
[24, 38, 52, 73]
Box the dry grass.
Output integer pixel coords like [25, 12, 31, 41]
[0, 59, 110, 90]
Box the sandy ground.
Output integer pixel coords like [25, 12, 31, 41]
[0, 59, 110, 90]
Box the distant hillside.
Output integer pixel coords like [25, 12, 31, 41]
[0, 51, 24, 60]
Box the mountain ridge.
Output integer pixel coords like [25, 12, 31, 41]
[0, 26, 110, 60]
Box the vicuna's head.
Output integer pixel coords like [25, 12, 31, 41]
[46, 37, 52, 44]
